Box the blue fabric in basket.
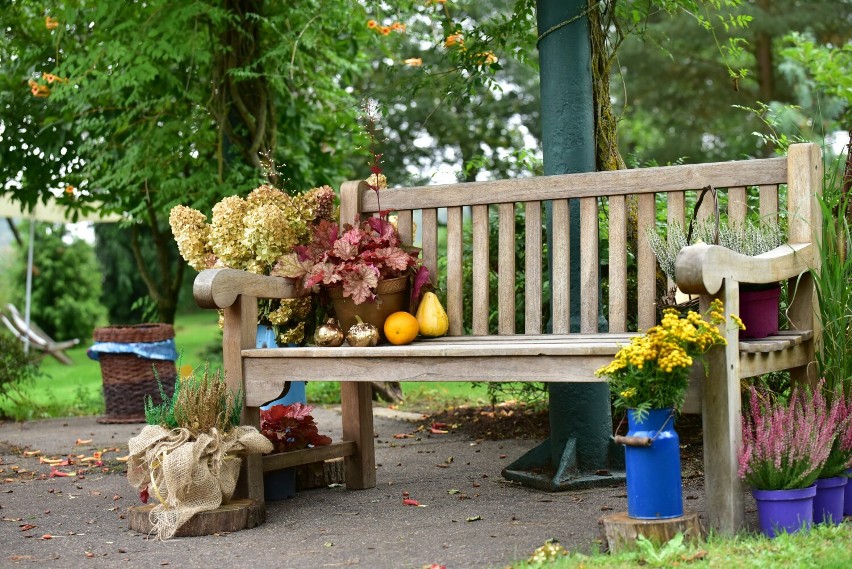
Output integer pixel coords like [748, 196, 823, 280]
[86, 339, 178, 362]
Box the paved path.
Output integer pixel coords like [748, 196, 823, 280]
[0, 409, 714, 569]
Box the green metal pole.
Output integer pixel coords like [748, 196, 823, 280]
[503, 0, 623, 490]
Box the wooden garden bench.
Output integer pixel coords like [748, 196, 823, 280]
[194, 142, 822, 535]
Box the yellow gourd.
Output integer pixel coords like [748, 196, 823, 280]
[415, 292, 449, 337]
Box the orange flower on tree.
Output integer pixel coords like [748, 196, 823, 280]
[444, 33, 464, 48]
[476, 51, 498, 65]
[28, 79, 50, 98]
[380, 25, 391, 36]
[367, 19, 379, 29]
[391, 22, 406, 32]
[403, 57, 423, 67]
[45, 16, 59, 30]
[42, 73, 67, 84]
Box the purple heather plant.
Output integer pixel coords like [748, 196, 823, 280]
[816, 383, 852, 478]
[738, 383, 837, 490]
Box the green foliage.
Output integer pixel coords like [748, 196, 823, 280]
[11, 223, 107, 341]
[0, 331, 40, 419]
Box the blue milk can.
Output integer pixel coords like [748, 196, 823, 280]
[624, 408, 683, 519]
[257, 324, 306, 500]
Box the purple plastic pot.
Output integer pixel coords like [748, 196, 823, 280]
[752, 485, 816, 538]
[739, 284, 780, 339]
[845, 469, 852, 517]
[813, 476, 847, 525]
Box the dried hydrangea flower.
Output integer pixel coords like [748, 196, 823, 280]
[169, 205, 212, 271]
[210, 195, 252, 267]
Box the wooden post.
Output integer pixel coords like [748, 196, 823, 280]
[222, 295, 263, 502]
[340, 383, 376, 489]
[701, 281, 744, 534]
[786, 143, 823, 387]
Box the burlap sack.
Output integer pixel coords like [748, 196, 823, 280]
[127, 425, 273, 539]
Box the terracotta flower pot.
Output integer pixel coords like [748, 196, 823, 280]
[328, 275, 409, 341]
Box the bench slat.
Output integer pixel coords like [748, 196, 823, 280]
[472, 204, 490, 335]
[552, 199, 570, 333]
[667, 191, 686, 295]
[447, 206, 464, 335]
[608, 195, 628, 333]
[499, 202, 516, 335]
[727, 186, 747, 225]
[759, 184, 778, 225]
[580, 197, 599, 333]
[525, 201, 543, 334]
[359, 157, 787, 211]
[422, 208, 438, 289]
[263, 441, 356, 471]
[637, 193, 656, 330]
[397, 210, 413, 246]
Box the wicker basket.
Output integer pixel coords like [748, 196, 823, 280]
[93, 324, 177, 424]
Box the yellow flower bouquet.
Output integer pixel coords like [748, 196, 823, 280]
[595, 299, 741, 418]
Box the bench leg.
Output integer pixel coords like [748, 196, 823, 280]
[701, 287, 745, 535]
[341, 383, 376, 489]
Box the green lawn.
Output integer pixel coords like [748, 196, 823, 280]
[511, 523, 852, 568]
[1, 310, 497, 420]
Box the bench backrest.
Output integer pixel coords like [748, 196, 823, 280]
[339, 143, 821, 336]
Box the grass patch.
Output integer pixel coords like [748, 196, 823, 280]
[0, 311, 220, 421]
[510, 524, 852, 568]
[306, 380, 494, 412]
[1, 310, 500, 419]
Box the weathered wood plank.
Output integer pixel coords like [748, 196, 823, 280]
[358, 158, 787, 211]
[472, 205, 490, 335]
[262, 441, 356, 471]
[552, 199, 570, 334]
[637, 193, 657, 330]
[446, 206, 464, 336]
[580, 197, 599, 333]
[758, 184, 779, 225]
[727, 186, 747, 225]
[608, 195, 628, 333]
[422, 208, 439, 289]
[340, 383, 375, 489]
[666, 191, 686, 295]
[396, 210, 413, 246]
[525, 201, 543, 334]
[499, 202, 516, 335]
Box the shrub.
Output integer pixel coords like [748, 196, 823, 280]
[0, 332, 39, 419]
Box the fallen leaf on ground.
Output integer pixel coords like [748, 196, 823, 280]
[402, 498, 421, 506]
[447, 489, 460, 495]
[466, 516, 482, 522]
[40, 534, 53, 540]
[74, 439, 92, 446]
[429, 427, 448, 434]
[22, 450, 41, 457]
[19, 524, 36, 531]
[393, 433, 414, 439]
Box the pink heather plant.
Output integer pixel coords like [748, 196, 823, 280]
[738, 384, 836, 490]
[817, 383, 852, 478]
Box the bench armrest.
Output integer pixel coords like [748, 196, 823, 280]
[675, 242, 814, 296]
[193, 269, 307, 309]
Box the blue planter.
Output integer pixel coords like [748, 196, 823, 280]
[625, 408, 683, 519]
[257, 325, 306, 501]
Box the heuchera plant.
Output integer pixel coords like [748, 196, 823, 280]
[259, 402, 332, 454]
[738, 383, 837, 490]
[275, 216, 430, 305]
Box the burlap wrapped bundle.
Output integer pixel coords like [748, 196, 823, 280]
[127, 425, 273, 539]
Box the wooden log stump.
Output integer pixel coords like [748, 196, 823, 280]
[128, 498, 264, 537]
[599, 511, 703, 553]
[295, 458, 345, 491]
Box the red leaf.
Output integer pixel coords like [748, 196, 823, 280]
[139, 487, 149, 504]
[430, 427, 449, 435]
[402, 498, 420, 506]
[411, 266, 432, 303]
